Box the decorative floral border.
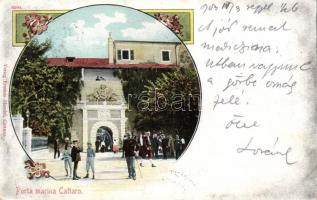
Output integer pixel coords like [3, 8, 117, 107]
[24, 160, 50, 179]
[12, 9, 194, 46]
[22, 13, 53, 41]
[12, 10, 66, 47]
[143, 9, 194, 44]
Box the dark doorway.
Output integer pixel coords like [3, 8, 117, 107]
[96, 126, 113, 152]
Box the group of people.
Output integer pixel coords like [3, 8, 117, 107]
[94, 132, 113, 153]
[54, 138, 96, 180]
[52, 131, 186, 181]
[121, 131, 187, 180]
[122, 132, 186, 160]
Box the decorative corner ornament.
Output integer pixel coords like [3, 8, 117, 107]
[22, 13, 53, 41]
[24, 160, 50, 179]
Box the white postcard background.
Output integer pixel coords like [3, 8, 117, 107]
[0, 0, 316, 199]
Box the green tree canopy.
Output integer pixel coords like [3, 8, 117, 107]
[11, 40, 83, 140]
[114, 45, 200, 143]
[138, 67, 200, 143]
[113, 68, 172, 131]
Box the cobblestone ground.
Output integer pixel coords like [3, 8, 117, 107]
[30, 148, 178, 194]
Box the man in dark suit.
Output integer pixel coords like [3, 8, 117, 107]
[123, 133, 139, 180]
[54, 138, 60, 159]
[161, 134, 169, 159]
[175, 135, 182, 160]
[71, 140, 81, 180]
[150, 133, 159, 158]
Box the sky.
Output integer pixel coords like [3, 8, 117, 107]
[35, 5, 180, 58]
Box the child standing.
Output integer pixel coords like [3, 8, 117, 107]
[62, 145, 72, 177]
[84, 142, 95, 179]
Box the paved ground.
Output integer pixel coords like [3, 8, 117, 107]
[15, 149, 200, 200]
[30, 148, 178, 191]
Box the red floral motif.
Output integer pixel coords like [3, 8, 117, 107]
[154, 13, 184, 36]
[24, 160, 50, 179]
[22, 13, 53, 41]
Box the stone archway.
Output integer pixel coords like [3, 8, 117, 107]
[89, 121, 119, 148]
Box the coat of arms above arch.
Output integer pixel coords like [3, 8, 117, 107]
[86, 84, 119, 102]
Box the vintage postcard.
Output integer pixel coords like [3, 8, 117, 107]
[0, 0, 316, 200]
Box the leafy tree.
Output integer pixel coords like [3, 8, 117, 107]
[113, 68, 172, 131]
[139, 66, 200, 143]
[114, 45, 200, 144]
[10, 40, 83, 140]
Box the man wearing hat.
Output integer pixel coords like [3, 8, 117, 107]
[123, 133, 139, 180]
[84, 142, 96, 179]
[71, 140, 81, 180]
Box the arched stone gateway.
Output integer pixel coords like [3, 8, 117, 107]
[89, 121, 119, 148]
[71, 101, 127, 150]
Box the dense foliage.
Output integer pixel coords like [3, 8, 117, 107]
[141, 67, 200, 143]
[113, 68, 172, 131]
[10, 40, 83, 140]
[114, 46, 200, 143]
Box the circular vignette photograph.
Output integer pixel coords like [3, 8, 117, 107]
[10, 5, 201, 181]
